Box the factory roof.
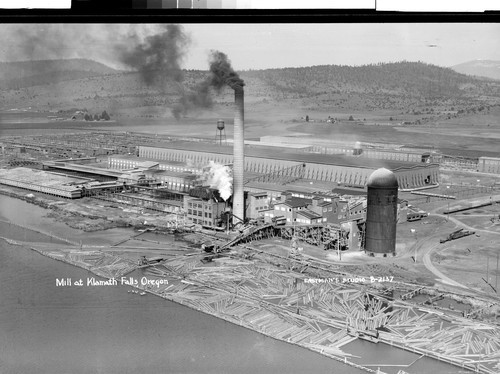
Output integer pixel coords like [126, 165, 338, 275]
[348, 199, 366, 209]
[188, 187, 223, 202]
[110, 154, 190, 167]
[226, 139, 313, 150]
[286, 190, 337, 200]
[331, 187, 367, 196]
[141, 141, 436, 171]
[246, 181, 337, 195]
[0, 167, 86, 191]
[118, 172, 144, 181]
[248, 191, 268, 197]
[400, 144, 435, 150]
[146, 169, 198, 180]
[136, 161, 160, 169]
[296, 209, 322, 220]
[478, 156, 500, 161]
[276, 197, 310, 208]
[44, 161, 124, 178]
[260, 136, 403, 150]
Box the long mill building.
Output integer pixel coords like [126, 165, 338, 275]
[109, 141, 439, 190]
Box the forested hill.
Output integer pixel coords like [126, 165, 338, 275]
[241, 61, 495, 98]
[1, 59, 499, 114]
[0, 58, 119, 89]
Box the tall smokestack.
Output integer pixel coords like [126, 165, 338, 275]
[203, 50, 244, 225]
[233, 86, 244, 224]
[185, 50, 245, 223]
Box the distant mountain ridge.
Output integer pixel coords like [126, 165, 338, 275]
[1, 59, 499, 115]
[451, 60, 500, 80]
[0, 58, 119, 89]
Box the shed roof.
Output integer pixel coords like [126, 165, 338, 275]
[296, 209, 322, 220]
[136, 161, 159, 169]
[141, 141, 434, 171]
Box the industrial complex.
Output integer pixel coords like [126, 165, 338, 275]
[0, 133, 429, 255]
[4, 21, 500, 374]
[3, 115, 500, 374]
[0, 125, 496, 256]
[1, 72, 500, 374]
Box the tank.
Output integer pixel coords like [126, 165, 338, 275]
[217, 120, 225, 130]
[353, 141, 363, 156]
[364, 168, 398, 256]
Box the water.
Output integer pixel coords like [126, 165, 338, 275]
[0, 238, 367, 374]
[0, 194, 136, 246]
[0, 194, 364, 374]
[0, 194, 474, 374]
[345, 340, 471, 374]
[0, 220, 67, 244]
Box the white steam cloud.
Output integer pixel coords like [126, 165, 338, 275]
[199, 161, 233, 201]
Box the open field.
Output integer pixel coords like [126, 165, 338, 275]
[3, 87, 500, 154]
[108, 104, 500, 155]
[433, 232, 500, 295]
[3, 105, 499, 156]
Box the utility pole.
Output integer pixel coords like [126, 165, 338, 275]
[446, 185, 450, 221]
[414, 231, 417, 262]
[491, 192, 495, 221]
[487, 252, 490, 284]
[496, 251, 499, 292]
[411, 229, 417, 262]
[337, 230, 341, 261]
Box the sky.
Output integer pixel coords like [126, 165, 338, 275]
[182, 23, 500, 69]
[0, 23, 499, 70]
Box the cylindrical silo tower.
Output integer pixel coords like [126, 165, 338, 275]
[364, 168, 399, 256]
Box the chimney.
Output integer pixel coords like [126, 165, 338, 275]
[232, 86, 244, 224]
[312, 197, 323, 207]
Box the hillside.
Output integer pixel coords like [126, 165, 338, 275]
[245, 62, 475, 97]
[240, 61, 500, 115]
[0, 58, 119, 89]
[1, 60, 500, 120]
[243, 61, 500, 100]
[451, 60, 500, 81]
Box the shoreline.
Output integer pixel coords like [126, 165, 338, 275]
[28, 236, 498, 374]
[18, 235, 488, 374]
[20, 238, 378, 374]
[1, 192, 497, 374]
[0, 184, 192, 234]
[0, 185, 131, 232]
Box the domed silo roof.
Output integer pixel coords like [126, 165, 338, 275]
[367, 168, 398, 188]
[354, 141, 362, 149]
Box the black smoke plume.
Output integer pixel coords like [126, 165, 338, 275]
[208, 50, 245, 91]
[173, 50, 244, 119]
[117, 24, 189, 89]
